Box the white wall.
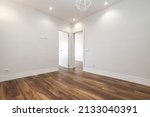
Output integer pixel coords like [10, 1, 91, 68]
[75, 31, 83, 62]
[0, 0, 71, 82]
[72, 0, 150, 86]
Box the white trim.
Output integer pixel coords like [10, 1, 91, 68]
[84, 67, 150, 86]
[69, 66, 75, 68]
[0, 67, 58, 82]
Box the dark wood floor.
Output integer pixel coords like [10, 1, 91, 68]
[0, 63, 150, 100]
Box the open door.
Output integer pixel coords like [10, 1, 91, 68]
[59, 31, 69, 68]
[74, 31, 84, 70]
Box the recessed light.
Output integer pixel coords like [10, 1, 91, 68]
[104, 2, 108, 6]
[49, 7, 53, 11]
[73, 18, 76, 22]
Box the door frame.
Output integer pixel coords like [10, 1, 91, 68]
[72, 29, 85, 69]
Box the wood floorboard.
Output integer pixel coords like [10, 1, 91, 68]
[24, 77, 58, 100]
[43, 74, 100, 100]
[2, 80, 21, 100]
[0, 83, 4, 99]
[55, 72, 124, 99]
[0, 63, 150, 100]
[62, 68, 150, 95]
[16, 78, 42, 100]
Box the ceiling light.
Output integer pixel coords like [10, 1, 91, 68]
[104, 2, 108, 6]
[73, 18, 76, 22]
[75, 0, 91, 12]
[49, 7, 53, 11]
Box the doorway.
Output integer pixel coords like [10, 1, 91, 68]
[74, 31, 84, 70]
[59, 31, 69, 68]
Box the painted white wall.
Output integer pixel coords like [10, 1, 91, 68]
[0, 0, 71, 82]
[75, 31, 83, 62]
[72, 0, 150, 86]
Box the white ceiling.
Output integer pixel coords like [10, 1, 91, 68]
[11, 0, 121, 23]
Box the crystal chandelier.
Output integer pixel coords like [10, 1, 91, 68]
[75, 0, 92, 12]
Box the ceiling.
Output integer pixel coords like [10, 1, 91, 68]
[10, 0, 121, 23]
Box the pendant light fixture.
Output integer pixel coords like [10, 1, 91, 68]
[75, 0, 92, 12]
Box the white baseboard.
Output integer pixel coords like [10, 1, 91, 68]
[69, 66, 75, 68]
[84, 67, 150, 86]
[0, 67, 58, 82]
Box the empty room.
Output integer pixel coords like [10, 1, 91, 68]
[0, 0, 150, 101]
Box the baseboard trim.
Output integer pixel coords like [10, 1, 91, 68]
[84, 67, 150, 86]
[69, 66, 75, 68]
[0, 67, 58, 82]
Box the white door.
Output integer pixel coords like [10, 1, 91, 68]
[75, 31, 84, 62]
[59, 31, 69, 68]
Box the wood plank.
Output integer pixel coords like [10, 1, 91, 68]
[16, 78, 42, 100]
[0, 83, 5, 99]
[2, 80, 21, 100]
[24, 77, 58, 99]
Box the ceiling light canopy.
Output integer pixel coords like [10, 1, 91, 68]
[49, 6, 53, 11]
[73, 18, 76, 22]
[104, 2, 108, 6]
[75, 0, 92, 12]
